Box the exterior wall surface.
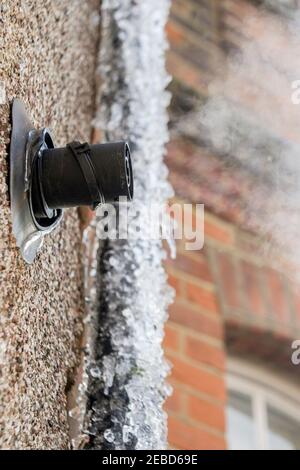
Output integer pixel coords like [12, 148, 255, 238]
[164, 204, 300, 449]
[164, 208, 227, 450]
[0, 0, 99, 449]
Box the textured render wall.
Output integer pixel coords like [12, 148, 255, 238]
[0, 0, 99, 449]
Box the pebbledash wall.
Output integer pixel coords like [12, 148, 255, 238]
[164, 0, 300, 450]
[0, 1, 99, 449]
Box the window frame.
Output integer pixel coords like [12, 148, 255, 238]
[227, 358, 300, 450]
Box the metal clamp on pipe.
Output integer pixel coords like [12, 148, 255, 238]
[9, 99, 134, 264]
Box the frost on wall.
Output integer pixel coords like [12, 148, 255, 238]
[83, 0, 174, 450]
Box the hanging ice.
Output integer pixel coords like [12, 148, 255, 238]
[83, 0, 174, 450]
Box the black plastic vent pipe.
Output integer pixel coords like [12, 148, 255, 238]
[31, 140, 133, 219]
[10, 99, 133, 263]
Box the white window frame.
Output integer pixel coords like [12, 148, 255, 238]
[227, 358, 300, 450]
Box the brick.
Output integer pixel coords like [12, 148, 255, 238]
[184, 335, 225, 371]
[241, 261, 267, 317]
[166, 22, 185, 46]
[186, 282, 219, 314]
[223, 0, 259, 21]
[91, 127, 103, 143]
[187, 395, 226, 432]
[167, 51, 209, 93]
[291, 284, 300, 328]
[170, 0, 214, 40]
[164, 323, 180, 351]
[217, 252, 240, 309]
[265, 269, 291, 325]
[204, 216, 235, 246]
[165, 388, 184, 414]
[170, 356, 226, 401]
[168, 415, 226, 450]
[167, 272, 181, 295]
[169, 301, 223, 339]
[168, 252, 213, 283]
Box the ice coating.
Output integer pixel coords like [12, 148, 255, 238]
[82, 0, 174, 450]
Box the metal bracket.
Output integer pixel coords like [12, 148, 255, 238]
[10, 99, 63, 264]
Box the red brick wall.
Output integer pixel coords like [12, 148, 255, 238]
[164, 202, 300, 449]
[164, 0, 300, 450]
[164, 208, 227, 450]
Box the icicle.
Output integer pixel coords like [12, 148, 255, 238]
[83, 0, 174, 450]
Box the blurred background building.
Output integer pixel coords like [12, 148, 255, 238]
[164, 0, 300, 450]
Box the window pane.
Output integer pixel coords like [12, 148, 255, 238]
[227, 391, 256, 450]
[267, 405, 300, 450]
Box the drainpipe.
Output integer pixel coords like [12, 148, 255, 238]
[84, 0, 174, 450]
